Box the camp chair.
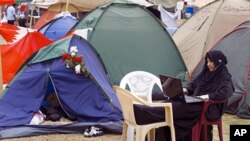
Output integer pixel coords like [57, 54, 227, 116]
[119, 71, 163, 103]
[192, 100, 225, 141]
[114, 86, 175, 141]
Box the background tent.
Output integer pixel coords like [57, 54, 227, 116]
[191, 22, 250, 118]
[72, 1, 187, 85]
[32, 3, 81, 29]
[173, 0, 250, 75]
[0, 35, 122, 139]
[31, 0, 110, 12]
[38, 14, 78, 40]
[147, 0, 178, 8]
[1, 31, 53, 84]
[190, 0, 216, 7]
[129, 0, 153, 6]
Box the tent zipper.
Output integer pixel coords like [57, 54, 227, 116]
[47, 73, 72, 119]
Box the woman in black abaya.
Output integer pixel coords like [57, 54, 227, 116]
[134, 50, 234, 141]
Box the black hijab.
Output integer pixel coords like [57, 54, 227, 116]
[192, 50, 231, 96]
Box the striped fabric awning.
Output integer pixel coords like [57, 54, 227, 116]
[0, 0, 32, 5]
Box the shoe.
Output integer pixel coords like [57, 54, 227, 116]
[83, 126, 91, 137]
[83, 126, 104, 137]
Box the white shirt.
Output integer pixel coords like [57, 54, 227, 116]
[6, 6, 16, 21]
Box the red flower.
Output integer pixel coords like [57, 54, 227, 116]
[62, 53, 72, 60]
[73, 56, 83, 63]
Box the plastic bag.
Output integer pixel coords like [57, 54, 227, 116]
[0, 13, 7, 23]
[29, 110, 46, 125]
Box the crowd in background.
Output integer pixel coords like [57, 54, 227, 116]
[1, 3, 29, 27]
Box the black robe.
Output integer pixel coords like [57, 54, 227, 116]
[134, 50, 234, 141]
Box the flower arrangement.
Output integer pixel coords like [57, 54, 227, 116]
[62, 46, 89, 76]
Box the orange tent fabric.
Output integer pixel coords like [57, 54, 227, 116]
[1, 31, 53, 84]
[32, 10, 58, 29]
[32, 3, 80, 29]
[0, 0, 14, 5]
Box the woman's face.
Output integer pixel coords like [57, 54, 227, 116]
[207, 58, 215, 72]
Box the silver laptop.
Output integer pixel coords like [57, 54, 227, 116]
[159, 74, 205, 103]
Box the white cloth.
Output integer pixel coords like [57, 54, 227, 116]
[158, 5, 178, 28]
[0, 13, 7, 23]
[29, 111, 46, 125]
[17, 11, 25, 19]
[158, 5, 178, 35]
[73, 28, 93, 40]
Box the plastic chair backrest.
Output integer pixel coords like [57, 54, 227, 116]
[120, 71, 163, 103]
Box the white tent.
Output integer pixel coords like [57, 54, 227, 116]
[190, 0, 216, 7]
[173, 0, 250, 74]
[128, 0, 153, 6]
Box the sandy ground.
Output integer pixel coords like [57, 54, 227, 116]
[2, 114, 250, 141]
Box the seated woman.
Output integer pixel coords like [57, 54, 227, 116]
[134, 50, 234, 141]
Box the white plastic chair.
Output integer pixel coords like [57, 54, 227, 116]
[120, 71, 163, 103]
[120, 71, 163, 141]
[114, 86, 175, 141]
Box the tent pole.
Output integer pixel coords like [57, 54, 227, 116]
[0, 6, 2, 20]
[0, 47, 3, 92]
[66, 0, 69, 12]
[0, 6, 2, 92]
[29, 5, 34, 28]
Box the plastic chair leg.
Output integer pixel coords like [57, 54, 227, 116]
[147, 129, 156, 141]
[192, 123, 202, 141]
[218, 124, 223, 141]
[122, 123, 129, 141]
[202, 125, 208, 141]
[127, 126, 135, 141]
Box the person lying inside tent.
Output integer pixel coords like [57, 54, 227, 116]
[40, 92, 63, 121]
[40, 80, 72, 122]
[40, 81, 105, 136]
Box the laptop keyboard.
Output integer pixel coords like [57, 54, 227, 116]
[184, 95, 204, 103]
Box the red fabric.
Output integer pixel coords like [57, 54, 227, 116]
[1, 32, 53, 84]
[19, 4, 26, 12]
[0, 0, 14, 5]
[0, 23, 19, 43]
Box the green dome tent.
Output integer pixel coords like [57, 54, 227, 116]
[72, 1, 187, 84]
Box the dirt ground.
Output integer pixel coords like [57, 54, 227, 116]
[2, 114, 250, 141]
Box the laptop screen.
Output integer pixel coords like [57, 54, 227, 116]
[159, 75, 183, 98]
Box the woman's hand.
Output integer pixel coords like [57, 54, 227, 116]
[183, 88, 188, 94]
